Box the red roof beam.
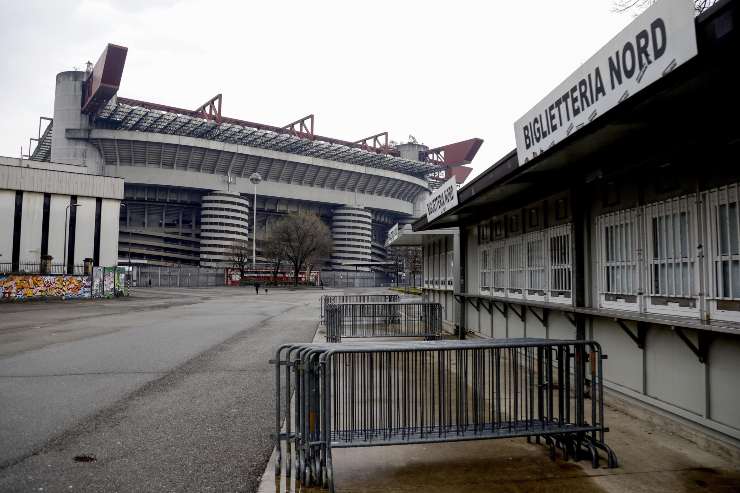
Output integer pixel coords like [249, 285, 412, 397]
[446, 165, 474, 184]
[424, 138, 483, 166]
[353, 132, 390, 154]
[81, 43, 128, 114]
[283, 114, 314, 140]
[423, 138, 483, 185]
[114, 96, 401, 155]
[194, 94, 222, 123]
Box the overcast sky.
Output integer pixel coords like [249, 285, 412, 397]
[0, 0, 634, 180]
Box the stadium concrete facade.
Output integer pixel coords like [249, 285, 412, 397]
[28, 45, 482, 271]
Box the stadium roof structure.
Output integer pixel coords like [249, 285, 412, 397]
[30, 44, 482, 185]
[92, 97, 441, 178]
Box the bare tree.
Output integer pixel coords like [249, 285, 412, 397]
[263, 237, 286, 282]
[387, 247, 406, 286]
[270, 212, 333, 285]
[388, 246, 423, 288]
[228, 240, 251, 280]
[613, 0, 717, 15]
[405, 247, 423, 288]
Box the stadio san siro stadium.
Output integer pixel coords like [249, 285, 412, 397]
[28, 44, 482, 275]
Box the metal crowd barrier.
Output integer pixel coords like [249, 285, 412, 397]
[325, 302, 443, 342]
[319, 294, 400, 323]
[273, 339, 618, 492]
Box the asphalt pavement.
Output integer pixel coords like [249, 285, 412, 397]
[0, 287, 327, 492]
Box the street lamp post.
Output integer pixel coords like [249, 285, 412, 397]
[249, 172, 262, 271]
[63, 203, 81, 274]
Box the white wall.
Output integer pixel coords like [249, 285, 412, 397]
[480, 308, 492, 338]
[492, 310, 507, 339]
[646, 326, 706, 416]
[19, 192, 44, 263]
[593, 318, 644, 393]
[99, 199, 120, 266]
[709, 334, 740, 430]
[0, 190, 15, 262]
[73, 197, 97, 264]
[48, 194, 69, 264]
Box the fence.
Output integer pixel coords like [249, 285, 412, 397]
[273, 339, 618, 491]
[0, 262, 86, 275]
[131, 265, 225, 288]
[319, 270, 396, 289]
[320, 294, 400, 323]
[325, 302, 443, 342]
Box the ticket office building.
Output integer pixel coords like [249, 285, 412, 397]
[416, 1, 740, 446]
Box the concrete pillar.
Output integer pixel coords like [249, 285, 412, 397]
[412, 190, 431, 218]
[40, 255, 53, 274]
[51, 71, 103, 172]
[396, 142, 428, 162]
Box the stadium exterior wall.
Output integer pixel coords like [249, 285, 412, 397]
[38, 69, 446, 269]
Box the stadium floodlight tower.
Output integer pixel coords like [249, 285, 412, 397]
[249, 172, 262, 271]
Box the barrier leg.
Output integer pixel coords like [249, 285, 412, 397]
[327, 446, 336, 493]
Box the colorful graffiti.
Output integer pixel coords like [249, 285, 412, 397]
[92, 268, 104, 298]
[104, 268, 115, 296]
[0, 275, 91, 300]
[91, 267, 128, 299]
[1, 268, 129, 302]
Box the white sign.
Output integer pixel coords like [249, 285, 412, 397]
[385, 223, 400, 247]
[514, 0, 697, 164]
[425, 177, 459, 222]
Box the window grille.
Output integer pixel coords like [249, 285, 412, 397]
[480, 248, 490, 292]
[645, 195, 697, 298]
[508, 237, 526, 293]
[437, 251, 443, 286]
[597, 209, 640, 296]
[424, 249, 429, 287]
[549, 224, 572, 296]
[441, 250, 446, 286]
[707, 184, 740, 299]
[475, 224, 573, 302]
[447, 250, 454, 287]
[491, 245, 506, 293]
[525, 232, 545, 293]
[432, 251, 437, 287]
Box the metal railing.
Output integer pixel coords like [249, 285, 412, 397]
[273, 339, 618, 491]
[319, 294, 399, 323]
[319, 271, 398, 289]
[0, 262, 86, 275]
[325, 302, 443, 342]
[130, 265, 224, 288]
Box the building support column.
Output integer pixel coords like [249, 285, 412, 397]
[571, 186, 588, 340]
[455, 227, 466, 339]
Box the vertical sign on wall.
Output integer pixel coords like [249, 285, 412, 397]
[425, 177, 459, 222]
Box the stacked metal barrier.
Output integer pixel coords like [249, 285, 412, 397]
[320, 294, 400, 323]
[273, 339, 617, 492]
[325, 302, 443, 342]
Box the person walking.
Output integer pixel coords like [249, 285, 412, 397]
[255, 282, 260, 295]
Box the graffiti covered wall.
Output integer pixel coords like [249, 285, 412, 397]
[0, 275, 92, 300]
[91, 267, 128, 299]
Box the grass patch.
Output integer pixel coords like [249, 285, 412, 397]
[389, 287, 422, 296]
